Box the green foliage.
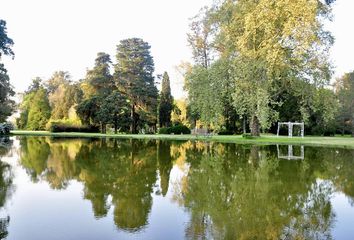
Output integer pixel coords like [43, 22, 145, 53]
[97, 91, 130, 133]
[0, 64, 15, 122]
[76, 92, 130, 133]
[309, 88, 339, 135]
[0, 20, 15, 122]
[185, 0, 334, 136]
[18, 80, 52, 130]
[187, 7, 215, 68]
[83, 52, 114, 98]
[26, 88, 51, 130]
[335, 71, 354, 136]
[48, 121, 99, 133]
[0, 20, 14, 59]
[158, 127, 169, 134]
[218, 130, 234, 135]
[76, 96, 100, 126]
[184, 59, 237, 131]
[0, 123, 13, 135]
[115, 38, 158, 133]
[158, 124, 191, 134]
[159, 72, 173, 127]
[46, 71, 83, 120]
[242, 133, 254, 139]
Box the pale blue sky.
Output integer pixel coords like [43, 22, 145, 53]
[1, 0, 353, 99]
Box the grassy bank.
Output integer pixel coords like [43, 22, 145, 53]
[10, 130, 354, 149]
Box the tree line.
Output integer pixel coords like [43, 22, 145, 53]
[183, 0, 354, 136]
[2, 0, 354, 136]
[15, 39, 174, 133]
[1, 20, 175, 134]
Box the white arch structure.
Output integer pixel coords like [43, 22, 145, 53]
[277, 122, 304, 138]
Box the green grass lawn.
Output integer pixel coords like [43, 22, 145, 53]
[10, 130, 354, 149]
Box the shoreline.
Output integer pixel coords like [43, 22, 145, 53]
[9, 130, 354, 149]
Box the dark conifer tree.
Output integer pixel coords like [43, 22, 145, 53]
[158, 72, 173, 127]
[114, 38, 158, 133]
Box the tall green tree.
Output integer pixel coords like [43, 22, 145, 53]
[0, 20, 14, 59]
[46, 71, 73, 119]
[26, 87, 51, 130]
[0, 64, 15, 122]
[335, 72, 354, 136]
[17, 78, 43, 129]
[0, 19, 15, 122]
[115, 38, 158, 133]
[187, 7, 215, 69]
[213, 0, 333, 136]
[100, 91, 130, 134]
[82, 52, 114, 98]
[76, 96, 100, 126]
[184, 58, 239, 132]
[158, 72, 173, 127]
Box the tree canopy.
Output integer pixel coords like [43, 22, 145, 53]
[0, 19, 14, 122]
[115, 38, 158, 133]
[0, 20, 14, 59]
[184, 0, 337, 136]
[158, 72, 173, 127]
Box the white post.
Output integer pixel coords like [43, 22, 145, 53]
[288, 145, 293, 159]
[288, 122, 293, 138]
[277, 123, 280, 136]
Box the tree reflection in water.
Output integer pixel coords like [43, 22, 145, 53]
[17, 137, 354, 238]
[0, 137, 14, 239]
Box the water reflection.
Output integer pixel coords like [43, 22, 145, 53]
[0, 137, 14, 239]
[13, 137, 354, 239]
[277, 144, 304, 160]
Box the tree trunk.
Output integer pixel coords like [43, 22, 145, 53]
[250, 115, 260, 137]
[101, 122, 106, 134]
[114, 114, 118, 134]
[130, 104, 136, 134]
[243, 116, 246, 134]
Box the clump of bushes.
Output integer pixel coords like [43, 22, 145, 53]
[47, 121, 99, 133]
[158, 124, 191, 134]
[218, 130, 234, 135]
[0, 123, 14, 135]
[242, 133, 254, 139]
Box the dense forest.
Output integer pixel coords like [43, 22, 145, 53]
[1, 0, 354, 136]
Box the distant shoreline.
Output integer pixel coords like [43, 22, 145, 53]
[9, 130, 354, 149]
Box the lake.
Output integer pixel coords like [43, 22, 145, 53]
[0, 136, 353, 239]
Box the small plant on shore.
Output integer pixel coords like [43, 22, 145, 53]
[0, 123, 14, 135]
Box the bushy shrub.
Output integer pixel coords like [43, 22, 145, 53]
[158, 127, 169, 134]
[170, 124, 190, 134]
[0, 123, 14, 135]
[218, 130, 234, 135]
[48, 121, 99, 133]
[159, 124, 191, 135]
[242, 133, 254, 139]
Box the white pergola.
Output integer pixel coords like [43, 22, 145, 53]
[277, 122, 304, 138]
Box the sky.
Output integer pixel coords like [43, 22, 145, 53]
[1, 0, 354, 99]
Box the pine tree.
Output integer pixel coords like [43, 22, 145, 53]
[83, 52, 114, 98]
[158, 72, 173, 127]
[115, 38, 158, 133]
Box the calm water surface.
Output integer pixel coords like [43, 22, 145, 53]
[0, 136, 353, 239]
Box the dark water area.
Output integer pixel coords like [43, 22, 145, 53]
[0, 136, 353, 239]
